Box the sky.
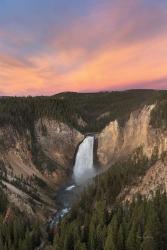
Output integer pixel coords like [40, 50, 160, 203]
[0, 0, 167, 96]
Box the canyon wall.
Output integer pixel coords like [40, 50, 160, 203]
[97, 105, 167, 167]
[97, 104, 167, 201]
[35, 119, 84, 169]
[0, 120, 83, 218]
[0, 120, 83, 181]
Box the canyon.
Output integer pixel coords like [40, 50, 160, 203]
[0, 90, 166, 220]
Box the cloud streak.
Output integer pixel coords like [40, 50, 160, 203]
[0, 0, 167, 95]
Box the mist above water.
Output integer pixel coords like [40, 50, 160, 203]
[52, 136, 96, 226]
[73, 136, 96, 185]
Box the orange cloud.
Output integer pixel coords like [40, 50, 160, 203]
[0, 0, 167, 95]
[0, 54, 44, 95]
[43, 35, 167, 93]
[1, 34, 167, 95]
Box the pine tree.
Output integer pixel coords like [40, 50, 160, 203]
[88, 219, 97, 250]
[126, 224, 137, 250]
[140, 230, 155, 250]
[117, 224, 124, 250]
[104, 223, 117, 250]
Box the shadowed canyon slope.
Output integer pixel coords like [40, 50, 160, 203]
[0, 121, 83, 217]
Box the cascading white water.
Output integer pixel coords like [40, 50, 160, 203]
[73, 136, 95, 185]
[52, 136, 95, 226]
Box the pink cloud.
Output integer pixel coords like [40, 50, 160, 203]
[0, 0, 167, 96]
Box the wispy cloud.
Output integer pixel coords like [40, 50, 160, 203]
[0, 0, 167, 95]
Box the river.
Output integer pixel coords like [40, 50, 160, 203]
[51, 136, 96, 226]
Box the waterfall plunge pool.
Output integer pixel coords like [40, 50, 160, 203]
[51, 136, 96, 226]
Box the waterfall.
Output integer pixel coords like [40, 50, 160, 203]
[51, 136, 95, 226]
[73, 136, 95, 185]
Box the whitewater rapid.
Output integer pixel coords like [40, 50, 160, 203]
[73, 136, 95, 184]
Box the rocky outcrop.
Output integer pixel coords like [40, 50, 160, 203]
[97, 105, 167, 167]
[35, 119, 84, 169]
[0, 119, 83, 180]
[0, 125, 36, 178]
[120, 157, 167, 203]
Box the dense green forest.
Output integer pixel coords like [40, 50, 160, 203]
[0, 89, 166, 134]
[0, 186, 41, 250]
[1, 148, 167, 250]
[52, 192, 167, 250]
[150, 90, 167, 129]
[45, 149, 167, 250]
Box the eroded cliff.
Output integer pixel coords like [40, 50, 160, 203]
[97, 105, 167, 167]
[35, 119, 84, 169]
[0, 120, 83, 219]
